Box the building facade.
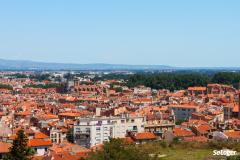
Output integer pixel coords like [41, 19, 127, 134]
[73, 115, 145, 148]
[168, 105, 199, 120]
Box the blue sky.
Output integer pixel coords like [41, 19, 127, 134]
[0, 0, 239, 67]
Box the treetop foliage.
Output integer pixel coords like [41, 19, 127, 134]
[4, 130, 35, 160]
[126, 72, 240, 91]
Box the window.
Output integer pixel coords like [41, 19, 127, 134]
[96, 127, 101, 131]
[133, 126, 137, 130]
[131, 119, 135, 123]
[51, 134, 56, 138]
[75, 128, 80, 133]
[45, 148, 48, 152]
[121, 120, 125, 123]
[86, 128, 90, 132]
[96, 133, 101, 136]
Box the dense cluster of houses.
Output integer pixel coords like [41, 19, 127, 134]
[0, 72, 240, 160]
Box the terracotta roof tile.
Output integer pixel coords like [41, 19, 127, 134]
[134, 132, 156, 140]
[34, 132, 49, 139]
[174, 128, 195, 137]
[224, 131, 240, 139]
[0, 141, 11, 153]
[28, 139, 52, 147]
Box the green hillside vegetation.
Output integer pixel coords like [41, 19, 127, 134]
[84, 139, 240, 160]
[126, 72, 240, 91]
[0, 83, 13, 90]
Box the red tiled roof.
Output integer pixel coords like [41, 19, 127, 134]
[0, 112, 5, 116]
[174, 128, 195, 137]
[49, 151, 89, 160]
[134, 132, 156, 140]
[15, 111, 32, 116]
[0, 141, 11, 153]
[169, 104, 199, 109]
[188, 87, 206, 91]
[195, 124, 212, 134]
[232, 103, 239, 113]
[224, 131, 240, 139]
[39, 114, 58, 120]
[49, 141, 90, 154]
[9, 134, 17, 140]
[28, 139, 52, 147]
[122, 137, 134, 144]
[34, 132, 49, 139]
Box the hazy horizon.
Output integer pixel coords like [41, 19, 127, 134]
[2, 58, 240, 69]
[0, 0, 240, 67]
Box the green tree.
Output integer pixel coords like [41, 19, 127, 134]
[212, 72, 240, 89]
[227, 155, 240, 160]
[175, 119, 186, 125]
[114, 87, 123, 93]
[66, 128, 74, 143]
[4, 130, 35, 160]
[0, 83, 13, 90]
[172, 137, 179, 144]
[126, 73, 210, 91]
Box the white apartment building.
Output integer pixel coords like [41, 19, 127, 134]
[50, 128, 64, 144]
[73, 115, 145, 148]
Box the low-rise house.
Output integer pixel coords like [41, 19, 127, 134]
[143, 107, 175, 138]
[40, 140, 91, 160]
[192, 124, 215, 138]
[35, 114, 59, 128]
[131, 132, 157, 144]
[173, 127, 195, 140]
[224, 130, 240, 142]
[0, 141, 11, 159]
[188, 87, 207, 96]
[28, 139, 52, 156]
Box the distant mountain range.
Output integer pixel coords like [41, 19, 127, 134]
[1, 59, 239, 71]
[0, 59, 173, 70]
